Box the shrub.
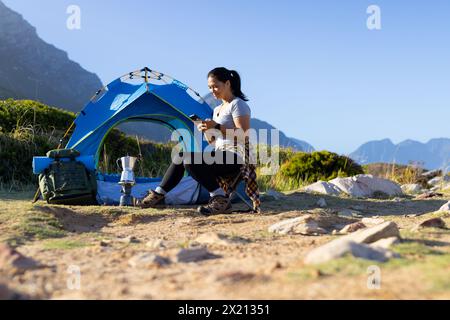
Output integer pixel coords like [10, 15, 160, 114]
[280, 151, 363, 184]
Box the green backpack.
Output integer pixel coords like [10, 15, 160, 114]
[38, 149, 98, 205]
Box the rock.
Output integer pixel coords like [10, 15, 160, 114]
[401, 184, 423, 195]
[0, 244, 41, 274]
[328, 177, 371, 198]
[370, 237, 400, 249]
[361, 217, 385, 226]
[414, 192, 444, 200]
[193, 232, 244, 246]
[337, 209, 363, 218]
[99, 240, 111, 247]
[421, 169, 442, 179]
[428, 177, 443, 186]
[339, 222, 367, 234]
[413, 217, 446, 230]
[268, 215, 326, 235]
[330, 174, 403, 198]
[176, 247, 217, 263]
[316, 198, 327, 208]
[303, 181, 342, 196]
[128, 253, 170, 268]
[438, 201, 450, 212]
[304, 239, 398, 265]
[343, 221, 400, 244]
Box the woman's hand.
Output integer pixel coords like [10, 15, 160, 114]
[196, 119, 218, 132]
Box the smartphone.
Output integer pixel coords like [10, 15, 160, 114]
[189, 114, 201, 121]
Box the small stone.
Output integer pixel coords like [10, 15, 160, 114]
[176, 247, 217, 263]
[128, 253, 170, 268]
[99, 240, 111, 247]
[345, 221, 400, 244]
[339, 222, 367, 234]
[316, 198, 327, 208]
[268, 215, 326, 235]
[413, 217, 446, 230]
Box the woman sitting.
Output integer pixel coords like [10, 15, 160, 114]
[139, 67, 252, 215]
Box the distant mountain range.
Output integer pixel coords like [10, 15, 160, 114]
[0, 0, 102, 111]
[349, 138, 450, 171]
[0, 0, 448, 169]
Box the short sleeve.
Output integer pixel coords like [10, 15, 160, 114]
[231, 99, 251, 118]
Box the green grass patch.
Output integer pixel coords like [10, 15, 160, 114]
[42, 239, 90, 250]
[2, 206, 66, 246]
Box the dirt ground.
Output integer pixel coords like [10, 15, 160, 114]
[0, 189, 449, 300]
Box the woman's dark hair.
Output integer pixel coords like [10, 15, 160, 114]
[207, 67, 249, 101]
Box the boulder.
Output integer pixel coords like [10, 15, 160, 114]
[304, 239, 397, 265]
[401, 184, 423, 195]
[268, 215, 326, 235]
[330, 175, 403, 198]
[303, 181, 342, 196]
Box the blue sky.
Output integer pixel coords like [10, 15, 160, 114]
[3, 0, 450, 154]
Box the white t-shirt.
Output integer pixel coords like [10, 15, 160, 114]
[212, 97, 251, 159]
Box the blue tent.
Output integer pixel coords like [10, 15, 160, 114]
[66, 67, 212, 163]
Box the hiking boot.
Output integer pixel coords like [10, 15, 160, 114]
[197, 195, 232, 215]
[138, 190, 165, 208]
